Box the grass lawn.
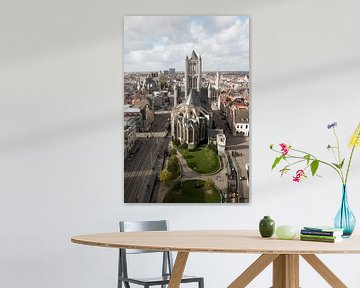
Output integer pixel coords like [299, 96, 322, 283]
[179, 146, 220, 174]
[163, 179, 221, 203]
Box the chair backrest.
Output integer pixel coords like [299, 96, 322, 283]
[119, 220, 168, 254]
[120, 220, 168, 232]
[118, 220, 174, 283]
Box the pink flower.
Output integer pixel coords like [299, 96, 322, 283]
[279, 143, 289, 155]
[293, 170, 306, 182]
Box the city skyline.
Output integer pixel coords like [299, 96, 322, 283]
[124, 16, 250, 203]
[124, 16, 249, 72]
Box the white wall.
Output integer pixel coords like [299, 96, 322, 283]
[1, 0, 360, 287]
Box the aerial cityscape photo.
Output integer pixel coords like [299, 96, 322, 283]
[124, 16, 250, 203]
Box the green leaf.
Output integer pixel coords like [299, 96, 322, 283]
[310, 160, 319, 176]
[269, 144, 274, 149]
[271, 156, 282, 170]
[332, 159, 345, 169]
[304, 154, 311, 164]
[339, 159, 345, 169]
[332, 162, 341, 169]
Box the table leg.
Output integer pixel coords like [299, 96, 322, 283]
[168, 252, 189, 288]
[301, 254, 347, 288]
[228, 254, 279, 288]
[272, 254, 299, 288]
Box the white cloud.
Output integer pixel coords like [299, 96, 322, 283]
[124, 16, 249, 72]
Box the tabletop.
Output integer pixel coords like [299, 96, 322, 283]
[71, 229, 360, 254]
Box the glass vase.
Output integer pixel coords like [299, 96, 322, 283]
[334, 185, 356, 237]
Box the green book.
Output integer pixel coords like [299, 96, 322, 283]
[300, 234, 340, 240]
[300, 235, 342, 243]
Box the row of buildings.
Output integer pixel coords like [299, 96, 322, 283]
[124, 50, 249, 158]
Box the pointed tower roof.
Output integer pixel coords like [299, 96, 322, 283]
[185, 90, 200, 106]
[190, 50, 198, 60]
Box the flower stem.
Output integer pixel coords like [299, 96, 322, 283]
[332, 128, 345, 181]
[284, 159, 306, 168]
[345, 145, 356, 185]
[291, 148, 317, 159]
[333, 128, 342, 163]
[330, 148, 338, 164]
[286, 154, 344, 182]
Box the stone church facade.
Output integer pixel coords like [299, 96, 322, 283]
[171, 50, 211, 149]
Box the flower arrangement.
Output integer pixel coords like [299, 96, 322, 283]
[270, 122, 360, 185]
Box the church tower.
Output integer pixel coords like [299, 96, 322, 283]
[207, 82, 212, 100]
[173, 83, 178, 107]
[184, 50, 202, 97]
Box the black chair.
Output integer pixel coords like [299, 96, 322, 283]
[118, 220, 204, 288]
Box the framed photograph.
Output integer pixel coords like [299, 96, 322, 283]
[124, 16, 250, 203]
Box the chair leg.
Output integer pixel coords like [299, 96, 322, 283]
[118, 279, 130, 288]
[118, 250, 122, 288]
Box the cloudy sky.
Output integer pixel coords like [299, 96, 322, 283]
[124, 16, 249, 72]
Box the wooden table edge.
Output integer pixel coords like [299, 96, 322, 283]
[71, 236, 360, 254]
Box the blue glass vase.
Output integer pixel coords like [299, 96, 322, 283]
[334, 185, 356, 237]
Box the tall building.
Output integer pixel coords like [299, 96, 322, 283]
[173, 83, 178, 107]
[184, 50, 202, 97]
[171, 51, 210, 149]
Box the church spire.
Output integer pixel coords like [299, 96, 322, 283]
[190, 50, 198, 60]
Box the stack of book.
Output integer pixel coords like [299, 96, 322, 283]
[300, 226, 344, 243]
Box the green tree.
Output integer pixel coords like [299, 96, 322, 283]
[180, 143, 188, 149]
[160, 77, 168, 90]
[205, 178, 214, 191]
[172, 139, 180, 147]
[159, 169, 171, 185]
[168, 156, 179, 175]
[207, 143, 218, 153]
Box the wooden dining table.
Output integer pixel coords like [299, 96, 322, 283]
[71, 230, 360, 288]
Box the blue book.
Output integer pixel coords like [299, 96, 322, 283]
[302, 226, 343, 236]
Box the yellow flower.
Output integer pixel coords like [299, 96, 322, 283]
[349, 122, 360, 148]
